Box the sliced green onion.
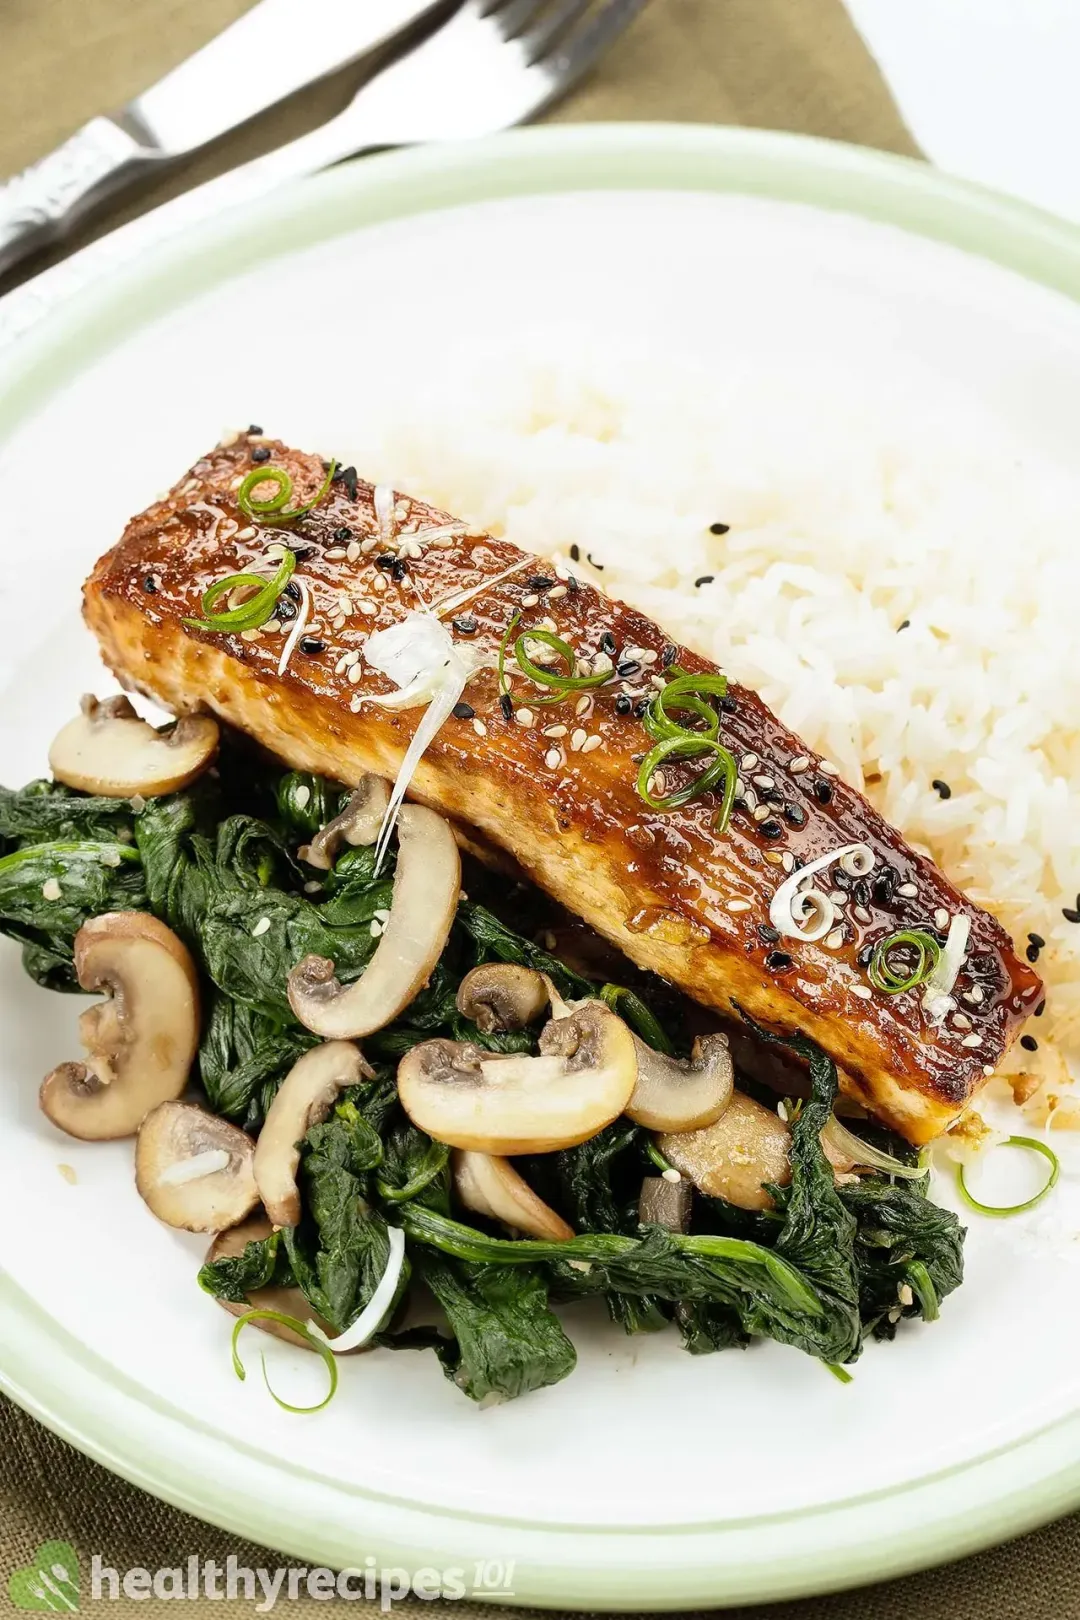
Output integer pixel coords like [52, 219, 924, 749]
[237, 460, 337, 525]
[956, 1135, 1060, 1218]
[644, 1139, 677, 1175]
[824, 1360, 853, 1385]
[185, 548, 296, 633]
[497, 610, 521, 698]
[636, 733, 738, 830]
[868, 929, 942, 994]
[904, 1260, 940, 1321]
[231, 1309, 338, 1414]
[514, 629, 615, 702]
[600, 983, 674, 1054]
[821, 1115, 928, 1180]
[642, 673, 729, 742]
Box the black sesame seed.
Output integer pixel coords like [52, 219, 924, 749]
[615, 695, 632, 715]
[452, 614, 477, 635]
[1020, 1035, 1039, 1053]
[783, 803, 807, 827]
[633, 698, 650, 719]
[853, 879, 871, 909]
[283, 580, 301, 602]
[143, 574, 158, 594]
[719, 695, 738, 714]
[499, 693, 513, 721]
[374, 554, 397, 570]
[709, 521, 730, 535]
[1035, 1000, 1046, 1018]
[299, 637, 324, 655]
[813, 778, 833, 805]
[334, 526, 353, 541]
[334, 465, 359, 501]
[765, 949, 793, 972]
[661, 643, 678, 668]
[760, 818, 783, 839]
[247, 424, 263, 436]
[287, 544, 316, 562]
[1029, 933, 1046, 948]
[932, 779, 952, 800]
[566, 575, 580, 593]
[251, 446, 271, 463]
[599, 631, 617, 656]
[617, 660, 641, 678]
[586, 552, 605, 571]
[1026, 944, 1041, 963]
[694, 575, 715, 589]
[758, 924, 780, 944]
[832, 868, 852, 891]
[1064, 908, 1080, 925]
[391, 558, 408, 581]
[872, 866, 897, 903]
[274, 596, 297, 622]
[452, 702, 475, 720]
[897, 619, 910, 632]
[856, 944, 875, 969]
[763, 786, 785, 806]
[569, 544, 581, 562]
[733, 796, 748, 814]
[526, 575, 554, 591]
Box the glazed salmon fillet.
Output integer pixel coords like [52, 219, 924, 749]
[82, 432, 1042, 1144]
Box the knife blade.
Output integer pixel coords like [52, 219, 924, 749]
[0, 0, 447, 280]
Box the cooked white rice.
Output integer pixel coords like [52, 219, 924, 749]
[348, 351, 1080, 1104]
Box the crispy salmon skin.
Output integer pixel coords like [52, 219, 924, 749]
[83, 432, 1042, 1143]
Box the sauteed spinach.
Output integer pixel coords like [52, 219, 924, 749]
[0, 735, 964, 1403]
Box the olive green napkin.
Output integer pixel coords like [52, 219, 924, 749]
[4, 2, 1070, 1616]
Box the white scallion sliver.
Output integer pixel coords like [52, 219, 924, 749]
[923, 913, 971, 1022]
[277, 577, 311, 677]
[768, 843, 873, 943]
[309, 1226, 407, 1354]
[158, 1149, 230, 1187]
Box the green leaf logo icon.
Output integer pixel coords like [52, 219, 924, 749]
[8, 1542, 80, 1612]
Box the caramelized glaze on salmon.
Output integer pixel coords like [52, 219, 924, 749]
[82, 433, 1042, 1143]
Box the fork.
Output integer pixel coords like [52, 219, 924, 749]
[0, 0, 650, 352]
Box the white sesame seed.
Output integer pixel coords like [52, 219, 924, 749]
[820, 761, 839, 776]
[263, 541, 287, 559]
[789, 755, 811, 774]
[743, 788, 759, 811]
[965, 985, 985, 1005]
[326, 548, 347, 561]
[235, 525, 256, 541]
[304, 880, 322, 894]
[41, 878, 61, 901]
[295, 785, 311, 809]
[854, 905, 872, 924]
[898, 882, 918, 898]
[934, 908, 950, 931]
[349, 695, 363, 713]
[961, 1033, 984, 1048]
[753, 775, 775, 791]
[544, 748, 563, 770]
[549, 585, 567, 599]
[570, 728, 587, 752]
[347, 541, 361, 563]
[99, 849, 122, 868]
[252, 917, 271, 938]
[369, 919, 384, 938]
[361, 534, 380, 554]
[898, 1283, 914, 1307]
[640, 649, 659, 665]
[650, 673, 667, 690]
[372, 574, 387, 593]
[828, 889, 847, 907]
[374, 908, 392, 924]
[543, 725, 567, 738]
[515, 708, 535, 728]
[575, 695, 593, 717]
[348, 663, 363, 684]
[472, 718, 487, 737]
[851, 984, 873, 1000]
[953, 1013, 973, 1031]
[648, 771, 667, 797]
[356, 599, 377, 615]
[825, 928, 846, 950]
[582, 735, 603, 754]
[661, 1168, 682, 1184]
[240, 627, 262, 642]
[592, 652, 613, 675]
[521, 593, 539, 609]
[764, 851, 785, 867]
[781, 852, 796, 873]
[752, 804, 770, 823]
[983, 1064, 995, 1077]
[219, 427, 240, 448]
[727, 899, 752, 913]
[741, 752, 759, 772]
[334, 654, 350, 675]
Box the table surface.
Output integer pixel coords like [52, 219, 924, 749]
[1, 3, 1079, 1617]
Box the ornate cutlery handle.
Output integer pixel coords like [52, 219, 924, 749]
[0, 118, 162, 279]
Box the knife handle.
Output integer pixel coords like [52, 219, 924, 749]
[0, 117, 163, 280]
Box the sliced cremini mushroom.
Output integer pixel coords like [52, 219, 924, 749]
[49, 694, 218, 798]
[136, 1101, 257, 1232]
[398, 1001, 637, 1154]
[288, 803, 459, 1038]
[658, 1092, 792, 1212]
[205, 1216, 349, 1350]
[254, 1041, 372, 1227]
[40, 912, 199, 1140]
[300, 774, 392, 870]
[453, 1150, 575, 1241]
[626, 1033, 734, 1133]
[455, 963, 551, 1034]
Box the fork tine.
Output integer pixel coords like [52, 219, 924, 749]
[521, 0, 593, 62]
[480, 0, 554, 36]
[544, 0, 651, 76]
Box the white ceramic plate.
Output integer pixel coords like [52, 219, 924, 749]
[3, 126, 1080, 1610]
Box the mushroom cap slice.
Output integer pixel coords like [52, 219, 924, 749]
[658, 1092, 791, 1211]
[254, 1041, 372, 1227]
[455, 963, 550, 1034]
[626, 1033, 734, 1133]
[288, 803, 460, 1039]
[40, 911, 200, 1140]
[136, 1101, 257, 1232]
[638, 1174, 693, 1232]
[205, 1217, 350, 1351]
[453, 1150, 575, 1241]
[397, 1001, 637, 1154]
[300, 775, 391, 870]
[49, 694, 218, 798]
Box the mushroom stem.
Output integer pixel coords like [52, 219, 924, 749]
[453, 1150, 575, 1241]
[299, 774, 392, 870]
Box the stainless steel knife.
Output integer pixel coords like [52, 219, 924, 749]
[0, 0, 446, 280]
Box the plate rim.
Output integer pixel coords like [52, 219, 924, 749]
[4, 122, 1080, 1608]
